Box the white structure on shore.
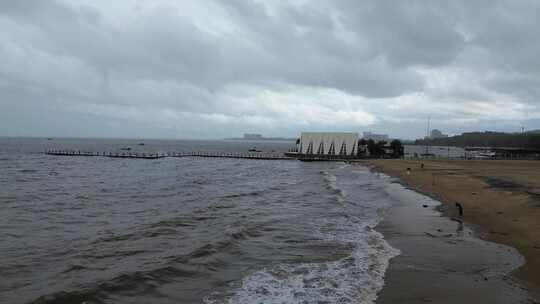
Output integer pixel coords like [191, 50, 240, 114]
[299, 132, 359, 155]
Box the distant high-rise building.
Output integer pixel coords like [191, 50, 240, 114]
[363, 131, 389, 142]
[430, 129, 448, 139]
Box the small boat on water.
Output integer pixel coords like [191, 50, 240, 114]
[248, 147, 262, 152]
[120, 147, 132, 151]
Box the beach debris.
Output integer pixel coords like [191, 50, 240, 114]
[533, 245, 540, 250]
[455, 202, 463, 216]
[471, 192, 477, 195]
[472, 267, 489, 275]
[425, 232, 453, 238]
[490, 230, 509, 236]
[444, 268, 458, 273]
[497, 211, 504, 215]
[450, 217, 463, 223]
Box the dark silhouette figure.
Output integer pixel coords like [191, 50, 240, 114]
[455, 203, 464, 216]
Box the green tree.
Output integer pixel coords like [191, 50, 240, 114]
[366, 139, 377, 156]
[414, 131, 540, 148]
[376, 140, 387, 157]
[390, 139, 404, 158]
[367, 139, 387, 157]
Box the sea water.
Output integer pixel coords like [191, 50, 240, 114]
[0, 138, 399, 304]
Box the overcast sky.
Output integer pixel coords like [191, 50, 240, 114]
[1, 0, 539, 139]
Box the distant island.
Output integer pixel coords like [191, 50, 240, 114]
[225, 133, 297, 141]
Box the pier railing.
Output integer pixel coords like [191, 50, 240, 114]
[168, 151, 292, 160]
[45, 150, 293, 160]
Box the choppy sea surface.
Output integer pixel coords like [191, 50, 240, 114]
[0, 138, 399, 304]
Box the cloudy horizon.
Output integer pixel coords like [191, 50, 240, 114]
[1, 0, 539, 140]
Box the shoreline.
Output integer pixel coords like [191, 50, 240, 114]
[359, 161, 539, 303]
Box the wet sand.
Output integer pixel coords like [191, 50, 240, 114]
[375, 179, 532, 303]
[361, 160, 540, 303]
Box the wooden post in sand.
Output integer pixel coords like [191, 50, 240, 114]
[455, 203, 463, 216]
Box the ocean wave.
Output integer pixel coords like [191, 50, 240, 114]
[61, 263, 92, 274]
[321, 170, 346, 203]
[17, 169, 39, 173]
[225, 224, 263, 240]
[149, 217, 197, 228]
[222, 191, 262, 199]
[78, 249, 147, 261]
[32, 235, 244, 303]
[30, 265, 198, 304]
[204, 229, 398, 304]
[205, 168, 400, 304]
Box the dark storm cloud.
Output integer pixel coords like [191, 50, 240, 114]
[0, 0, 423, 96]
[0, 0, 539, 138]
[335, 1, 465, 67]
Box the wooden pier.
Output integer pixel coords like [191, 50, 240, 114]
[45, 150, 167, 159]
[45, 150, 294, 160]
[169, 152, 293, 160]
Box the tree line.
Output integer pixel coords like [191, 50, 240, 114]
[359, 138, 404, 158]
[414, 131, 540, 148]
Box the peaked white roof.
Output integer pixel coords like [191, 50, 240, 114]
[299, 132, 358, 155]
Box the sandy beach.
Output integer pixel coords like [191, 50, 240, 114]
[363, 159, 540, 302]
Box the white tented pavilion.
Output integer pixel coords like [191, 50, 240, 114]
[298, 132, 359, 156]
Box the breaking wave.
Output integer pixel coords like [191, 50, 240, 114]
[204, 166, 400, 304]
[205, 230, 398, 304]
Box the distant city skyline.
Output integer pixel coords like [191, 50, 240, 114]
[1, 1, 539, 139]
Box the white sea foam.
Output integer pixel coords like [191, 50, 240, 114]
[215, 231, 397, 304]
[205, 166, 400, 304]
[322, 170, 346, 203]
